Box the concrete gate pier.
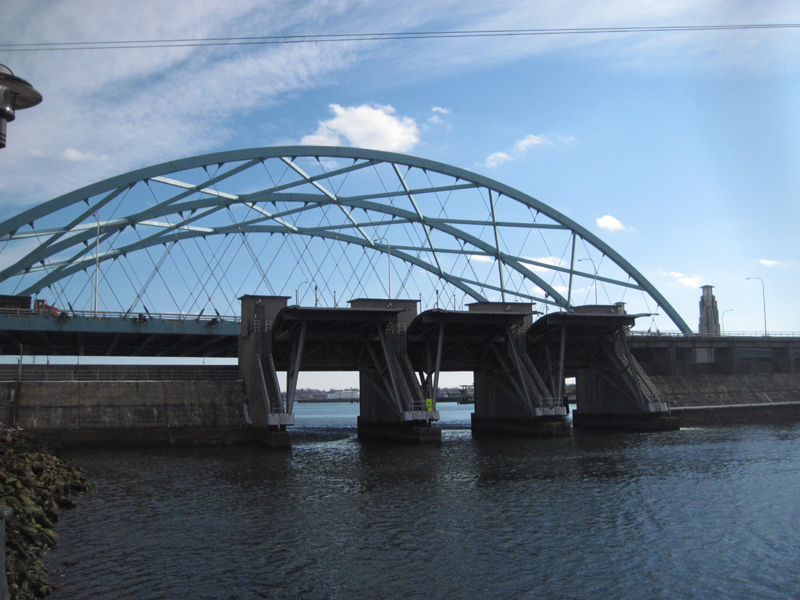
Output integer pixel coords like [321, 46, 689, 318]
[468, 303, 570, 438]
[350, 299, 441, 443]
[239, 295, 294, 448]
[408, 303, 570, 439]
[528, 306, 679, 433]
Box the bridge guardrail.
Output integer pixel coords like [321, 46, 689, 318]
[0, 307, 241, 323]
[0, 366, 241, 382]
[628, 331, 800, 338]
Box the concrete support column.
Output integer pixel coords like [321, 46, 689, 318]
[239, 295, 293, 448]
[352, 299, 440, 443]
[470, 302, 570, 438]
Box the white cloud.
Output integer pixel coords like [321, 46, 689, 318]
[526, 256, 565, 273]
[531, 284, 569, 297]
[678, 276, 702, 287]
[484, 133, 568, 168]
[758, 259, 780, 266]
[4, 0, 800, 207]
[514, 134, 551, 153]
[428, 115, 444, 124]
[661, 270, 702, 287]
[62, 148, 108, 163]
[485, 152, 512, 168]
[469, 254, 495, 263]
[301, 104, 419, 152]
[596, 215, 625, 231]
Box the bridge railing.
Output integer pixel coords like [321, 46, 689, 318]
[0, 307, 241, 323]
[629, 331, 800, 338]
[0, 365, 242, 382]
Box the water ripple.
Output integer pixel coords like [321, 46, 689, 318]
[46, 418, 800, 599]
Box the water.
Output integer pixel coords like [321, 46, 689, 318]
[46, 403, 800, 599]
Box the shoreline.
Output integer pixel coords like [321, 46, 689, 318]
[1, 426, 91, 600]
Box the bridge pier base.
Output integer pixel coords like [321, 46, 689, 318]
[253, 427, 293, 448]
[357, 417, 441, 443]
[572, 411, 679, 432]
[471, 414, 572, 438]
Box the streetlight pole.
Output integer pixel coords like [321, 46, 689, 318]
[721, 309, 733, 335]
[93, 213, 100, 316]
[746, 277, 767, 336]
[296, 280, 308, 306]
[375, 237, 391, 300]
[578, 258, 598, 304]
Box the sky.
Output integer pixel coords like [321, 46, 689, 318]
[1, 1, 799, 386]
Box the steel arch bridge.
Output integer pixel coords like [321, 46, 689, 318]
[0, 146, 691, 333]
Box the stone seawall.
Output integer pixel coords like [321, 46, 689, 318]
[2, 377, 251, 447]
[650, 373, 800, 426]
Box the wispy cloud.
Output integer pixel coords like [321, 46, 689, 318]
[660, 270, 702, 287]
[469, 255, 495, 263]
[596, 215, 625, 231]
[758, 259, 780, 266]
[484, 133, 569, 168]
[514, 134, 551, 153]
[525, 256, 565, 273]
[4, 1, 800, 207]
[301, 104, 419, 152]
[532, 284, 570, 296]
[485, 152, 513, 168]
[62, 148, 108, 163]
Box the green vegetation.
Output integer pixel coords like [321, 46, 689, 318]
[1, 429, 90, 599]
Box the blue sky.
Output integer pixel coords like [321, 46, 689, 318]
[1, 0, 799, 347]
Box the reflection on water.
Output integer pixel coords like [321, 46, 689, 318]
[46, 403, 800, 600]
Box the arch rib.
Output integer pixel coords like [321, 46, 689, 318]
[0, 146, 691, 333]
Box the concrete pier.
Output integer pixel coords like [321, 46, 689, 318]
[408, 303, 570, 438]
[471, 414, 571, 437]
[350, 299, 441, 443]
[528, 306, 678, 433]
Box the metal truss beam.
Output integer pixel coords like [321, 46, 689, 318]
[0, 146, 691, 333]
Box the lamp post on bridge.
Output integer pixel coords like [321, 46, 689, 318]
[94, 213, 100, 317]
[721, 309, 733, 335]
[746, 277, 767, 336]
[296, 281, 308, 306]
[375, 237, 391, 300]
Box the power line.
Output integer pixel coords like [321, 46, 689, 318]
[2, 24, 799, 52]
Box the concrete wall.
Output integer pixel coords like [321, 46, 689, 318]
[630, 335, 798, 376]
[0, 365, 250, 446]
[649, 373, 800, 426]
[3, 379, 247, 430]
[649, 373, 800, 407]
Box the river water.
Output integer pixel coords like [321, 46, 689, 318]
[46, 403, 800, 599]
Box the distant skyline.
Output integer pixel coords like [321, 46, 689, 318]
[2, 2, 799, 373]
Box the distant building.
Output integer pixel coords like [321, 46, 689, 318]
[326, 389, 360, 401]
[699, 285, 720, 335]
